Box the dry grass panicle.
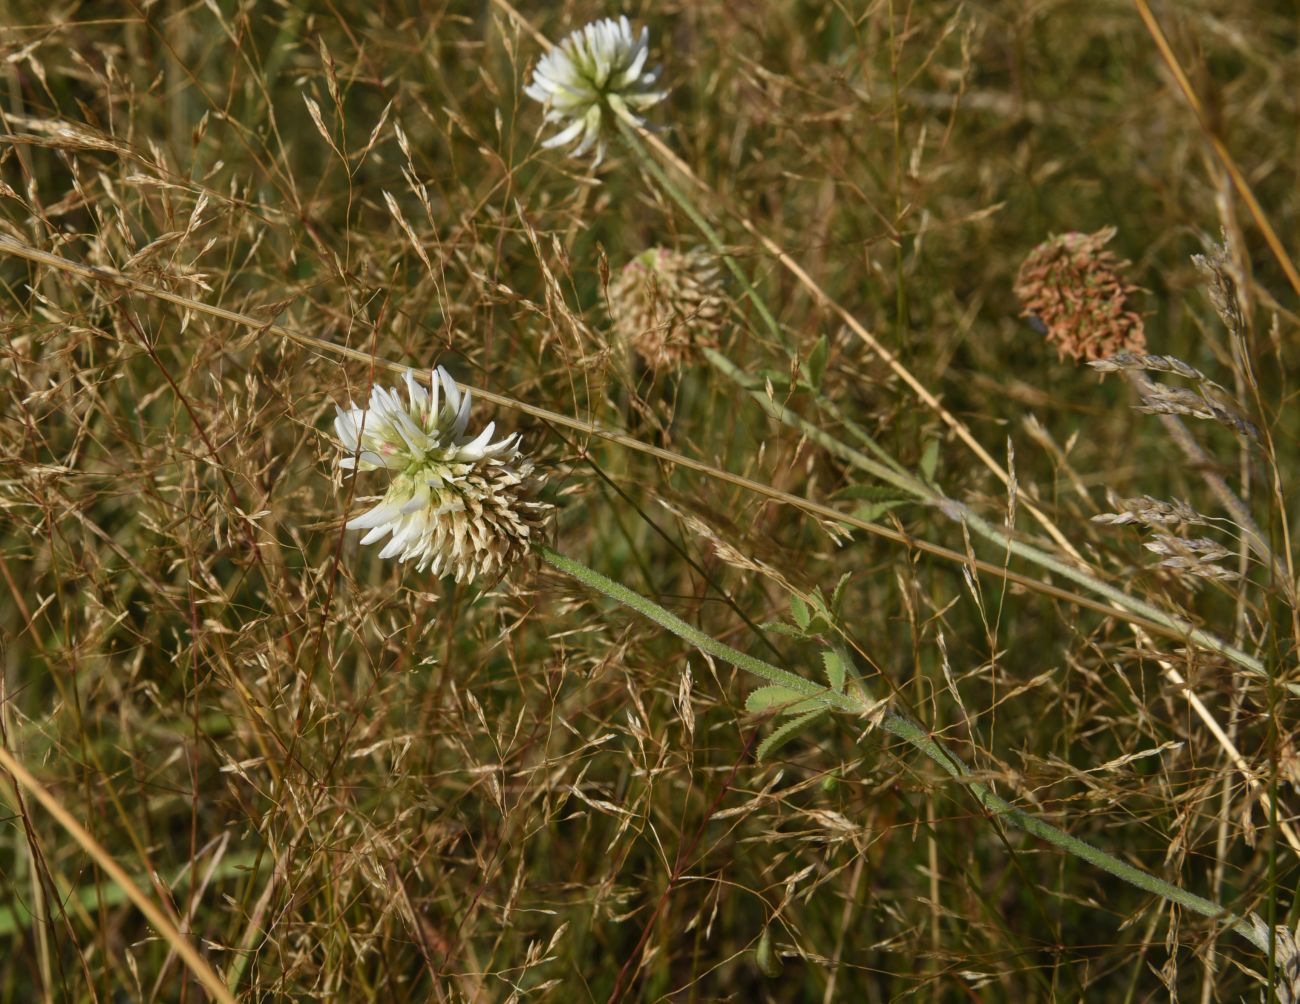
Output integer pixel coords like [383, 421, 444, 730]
[1132, 379, 1261, 441]
[1089, 351, 1210, 383]
[1093, 494, 1207, 529]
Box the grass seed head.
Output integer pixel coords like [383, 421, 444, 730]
[1089, 352, 1208, 383]
[1093, 495, 1206, 529]
[1192, 237, 1246, 339]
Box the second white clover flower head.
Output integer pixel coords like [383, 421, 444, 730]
[524, 15, 666, 164]
[335, 367, 551, 582]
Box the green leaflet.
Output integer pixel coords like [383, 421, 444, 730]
[756, 708, 829, 763]
[822, 648, 846, 693]
[744, 685, 822, 715]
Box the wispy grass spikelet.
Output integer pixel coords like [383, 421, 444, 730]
[1247, 915, 1300, 1003]
[1131, 382, 1259, 441]
[1093, 495, 1207, 529]
[1015, 226, 1147, 361]
[1089, 352, 1209, 383]
[1192, 237, 1247, 340]
[1144, 534, 1233, 563]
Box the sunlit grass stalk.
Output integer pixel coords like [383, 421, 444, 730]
[0, 745, 238, 1004]
[539, 546, 1268, 954]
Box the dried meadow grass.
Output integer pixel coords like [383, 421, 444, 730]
[0, 3, 1297, 1002]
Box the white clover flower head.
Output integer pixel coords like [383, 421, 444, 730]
[524, 15, 666, 164]
[335, 367, 551, 582]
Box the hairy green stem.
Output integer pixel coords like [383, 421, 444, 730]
[540, 545, 1266, 953]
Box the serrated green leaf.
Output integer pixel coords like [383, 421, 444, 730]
[745, 685, 805, 713]
[822, 649, 846, 693]
[790, 595, 810, 631]
[805, 588, 834, 635]
[756, 707, 828, 763]
[920, 438, 940, 483]
[747, 686, 826, 718]
[854, 499, 907, 523]
[807, 334, 828, 389]
[831, 572, 852, 617]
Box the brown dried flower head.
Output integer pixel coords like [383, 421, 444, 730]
[607, 247, 726, 369]
[1015, 226, 1146, 361]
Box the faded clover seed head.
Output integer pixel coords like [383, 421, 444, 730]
[1015, 226, 1147, 362]
[608, 247, 726, 369]
[335, 368, 552, 582]
[524, 15, 666, 164]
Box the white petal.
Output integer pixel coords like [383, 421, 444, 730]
[457, 421, 497, 460]
[347, 500, 404, 530]
[541, 117, 587, 150]
[358, 450, 392, 470]
[617, 44, 649, 88]
[572, 105, 603, 156]
[437, 366, 461, 417]
[399, 484, 432, 515]
[377, 534, 407, 559]
[334, 407, 362, 448]
[359, 524, 392, 546]
[451, 390, 472, 440]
